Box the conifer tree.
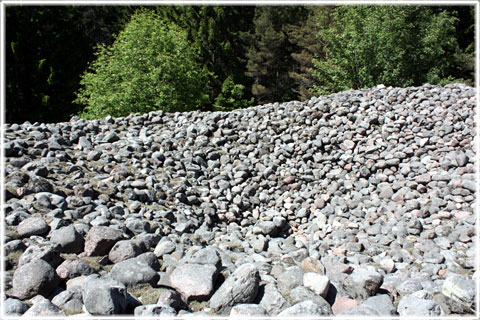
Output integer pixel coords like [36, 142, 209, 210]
[242, 6, 307, 104]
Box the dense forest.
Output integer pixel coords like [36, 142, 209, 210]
[5, 5, 475, 123]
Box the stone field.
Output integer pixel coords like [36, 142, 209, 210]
[2, 83, 477, 317]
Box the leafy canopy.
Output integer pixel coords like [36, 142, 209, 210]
[313, 6, 461, 95]
[75, 10, 211, 119]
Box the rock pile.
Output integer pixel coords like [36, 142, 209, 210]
[3, 83, 477, 317]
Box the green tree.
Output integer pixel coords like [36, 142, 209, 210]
[285, 6, 333, 100]
[75, 10, 211, 119]
[6, 6, 133, 123]
[242, 6, 308, 104]
[157, 6, 255, 110]
[313, 6, 464, 94]
[214, 75, 254, 111]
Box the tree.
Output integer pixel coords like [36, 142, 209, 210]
[242, 6, 308, 104]
[158, 6, 256, 110]
[285, 6, 333, 100]
[312, 6, 464, 94]
[6, 6, 133, 123]
[74, 10, 211, 119]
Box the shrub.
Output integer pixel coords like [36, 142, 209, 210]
[75, 10, 211, 119]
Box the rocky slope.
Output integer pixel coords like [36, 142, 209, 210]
[3, 83, 477, 317]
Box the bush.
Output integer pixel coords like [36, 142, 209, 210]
[75, 10, 211, 119]
[313, 6, 461, 94]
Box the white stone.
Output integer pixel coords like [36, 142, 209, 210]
[303, 272, 330, 298]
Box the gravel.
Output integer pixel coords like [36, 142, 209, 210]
[2, 83, 476, 316]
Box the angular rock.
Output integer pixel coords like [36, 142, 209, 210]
[303, 272, 330, 298]
[84, 226, 123, 256]
[259, 283, 290, 316]
[340, 294, 396, 316]
[18, 243, 63, 267]
[82, 274, 128, 315]
[108, 239, 146, 264]
[442, 274, 476, 310]
[230, 304, 268, 316]
[288, 286, 333, 315]
[397, 295, 441, 316]
[278, 300, 333, 317]
[50, 225, 85, 253]
[185, 246, 222, 270]
[17, 217, 49, 237]
[134, 304, 177, 317]
[210, 263, 260, 315]
[56, 259, 95, 280]
[170, 263, 218, 301]
[22, 295, 66, 317]
[276, 266, 304, 293]
[343, 270, 383, 300]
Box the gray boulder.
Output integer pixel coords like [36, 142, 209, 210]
[108, 239, 146, 264]
[397, 295, 441, 316]
[56, 258, 95, 280]
[49, 225, 84, 253]
[18, 243, 63, 267]
[340, 294, 396, 316]
[278, 300, 333, 316]
[22, 295, 66, 317]
[170, 263, 218, 301]
[109, 253, 160, 287]
[342, 270, 383, 300]
[12, 259, 60, 299]
[82, 274, 128, 315]
[84, 226, 123, 256]
[184, 246, 222, 270]
[3, 298, 29, 316]
[210, 263, 260, 315]
[289, 286, 333, 315]
[134, 304, 177, 316]
[230, 304, 268, 316]
[442, 274, 476, 310]
[17, 217, 49, 237]
[259, 283, 290, 315]
[303, 272, 330, 298]
[276, 266, 304, 292]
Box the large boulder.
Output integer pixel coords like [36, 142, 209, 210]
[82, 274, 128, 315]
[12, 259, 60, 299]
[210, 263, 260, 315]
[170, 263, 218, 301]
[84, 226, 123, 256]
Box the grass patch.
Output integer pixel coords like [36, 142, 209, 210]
[62, 308, 84, 316]
[60, 253, 78, 261]
[5, 226, 21, 240]
[43, 215, 54, 225]
[6, 250, 24, 268]
[450, 267, 474, 276]
[188, 300, 210, 313]
[79, 256, 111, 272]
[128, 284, 168, 305]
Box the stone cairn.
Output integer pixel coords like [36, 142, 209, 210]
[3, 83, 476, 317]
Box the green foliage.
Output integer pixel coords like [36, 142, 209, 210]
[242, 6, 308, 104]
[6, 5, 475, 123]
[214, 76, 255, 111]
[313, 6, 464, 95]
[285, 6, 332, 100]
[75, 10, 211, 119]
[158, 6, 255, 110]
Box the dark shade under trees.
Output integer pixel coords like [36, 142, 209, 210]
[6, 6, 134, 123]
